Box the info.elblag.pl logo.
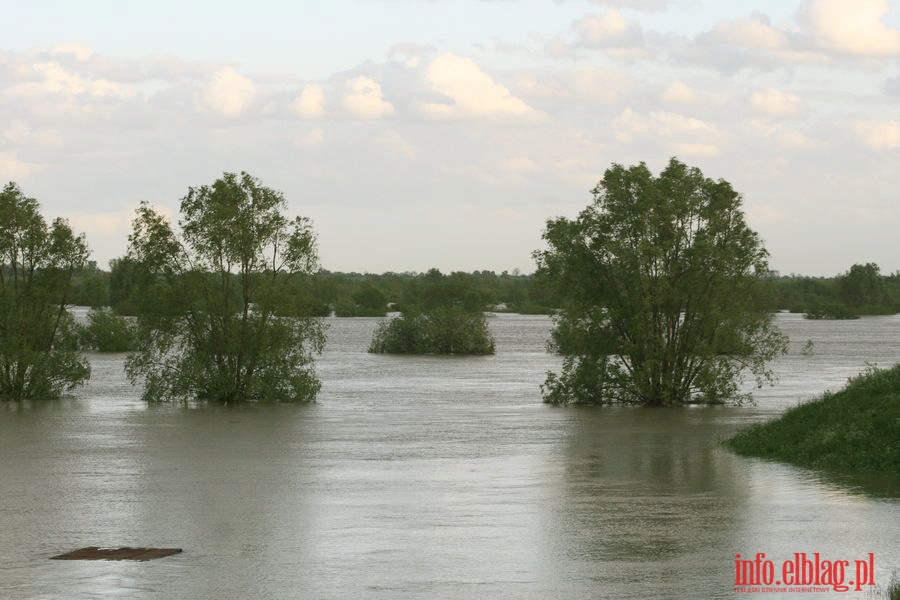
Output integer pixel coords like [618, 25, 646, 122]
[734, 552, 876, 593]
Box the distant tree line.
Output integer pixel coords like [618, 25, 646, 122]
[67, 261, 900, 320]
[70, 263, 562, 317]
[769, 263, 900, 318]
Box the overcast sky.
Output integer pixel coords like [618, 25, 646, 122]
[1, 0, 898, 275]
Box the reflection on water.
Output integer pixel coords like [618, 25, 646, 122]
[0, 313, 898, 599]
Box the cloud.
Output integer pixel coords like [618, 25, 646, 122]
[548, 10, 650, 60]
[667, 13, 830, 72]
[64, 209, 134, 236]
[342, 76, 395, 119]
[710, 14, 790, 51]
[660, 81, 696, 104]
[751, 121, 816, 148]
[614, 108, 717, 141]
[41, 42, 95, 62]
[0, 152, 36, 180]
[2, 121, 63, 147]
[201, 67, 256, 117]
[379, 130, 417, 158]
[572, 10, 648, 58]
[421, 53, 534, 118]
[305, 127, 325, 146]
[854, 120, 900, 149]
[800, 0, 900, 57]
[750, 88, 808, 118]
[10, 61, 127, 98]
[746, 203, 784, 223]
[291, 84, 326, 118]
[613, 108, 720, 155]
[583, 0, 668, 11]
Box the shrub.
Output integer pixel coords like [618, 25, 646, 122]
[368, 306, 495, 354]
[79, 308, 137, 352]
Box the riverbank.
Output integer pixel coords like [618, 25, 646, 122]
[727, 364, 900, 474]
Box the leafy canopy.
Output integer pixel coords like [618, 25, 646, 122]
[535, 158, 787, 406]
[125, 172, 325, 403]
[0, 182, 90, 400]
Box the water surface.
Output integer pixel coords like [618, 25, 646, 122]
[1, 313, 899, 599]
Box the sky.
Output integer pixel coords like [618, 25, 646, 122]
[1, 0, 898, 276]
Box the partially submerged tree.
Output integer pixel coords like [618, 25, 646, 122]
[536, 158, 787, 406]
[125, 172, 325, 403]
[0, 182, 91, 400]
[368, 305, 495, 355]
[79, 308, 138, 352]
[368, 268, 496, 355]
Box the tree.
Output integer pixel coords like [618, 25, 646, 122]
[0, 182, 91, 400]
[125, 172, 325, 403]
[535, 158, 787, 406]
[368, 305, 495, 355]
[837, 263, 884, 308]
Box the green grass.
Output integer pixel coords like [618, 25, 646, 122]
[726, 365, 900, 474]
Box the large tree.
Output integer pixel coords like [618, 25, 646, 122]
[535, 158, 787, 406]
[125, 172, 325, 403]
[0, 182, 91, 400]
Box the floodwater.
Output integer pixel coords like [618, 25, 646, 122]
[1, 313, 899, 599]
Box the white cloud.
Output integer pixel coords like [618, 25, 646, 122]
[800, 0, 900, 57]
[11, 61, 126, 98]
[64, 209, 134, 236]
[584, 0, 667, 11]
[292, 84, 326, 118]
[342, 76, 395, 119]
[2, 121, 63, 147]
[746, 203, 784, 223]
[306, 127, 325, 146]
[202, 67, 256, 117]
[710, 14, 790, 51]
[613, 108, 720, 155]
[379, 131, 417, 159]
[854, 120, 900, 149]
[753, 121, 816, 148]
[750, 88, 808, 117]
[0, 152, 36, 180]
[661, 81, 696, 104]
[43, 42, 95, 62]
[671, 142, 719, 157]
[421, 53, 533, 118]
[614, 108, 717, 141]
[568, 67, 633, 103]
[572, 10, 645, 49]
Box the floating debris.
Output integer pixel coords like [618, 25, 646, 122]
[51, 547, 182, 561]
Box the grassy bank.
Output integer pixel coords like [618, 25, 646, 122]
[726, 365, 900, 474]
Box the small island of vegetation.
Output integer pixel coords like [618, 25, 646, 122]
[367, 268, 496, 355]
[368, 306, 495, 355]
[726, 365, 900, 475]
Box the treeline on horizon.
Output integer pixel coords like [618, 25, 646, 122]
[65, 259, 900, 319]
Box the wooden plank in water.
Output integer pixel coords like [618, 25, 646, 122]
[51, 547, 182, 561]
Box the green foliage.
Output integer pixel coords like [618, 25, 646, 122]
[536, 158, 788, 406]
[0, 182, 91, 400]
[803, 303, 860, 320]
[79, 308, 137, 352]
[368, 306, 495, 355]
[772, 264, 899, 317]
[726, 364, 900, 474]
[124, 172, 325, 403]
[69, 261, 110, 307]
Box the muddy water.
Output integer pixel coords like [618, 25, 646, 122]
[1, 313, 898, 599]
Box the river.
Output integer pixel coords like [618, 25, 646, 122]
[1, 312, 898, 599]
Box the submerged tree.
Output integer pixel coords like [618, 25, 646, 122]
[368, 305, 495, 355]
[0, 182, 91, 400]
[536, 158, 787, 406]
[125, 172, 325, 403]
